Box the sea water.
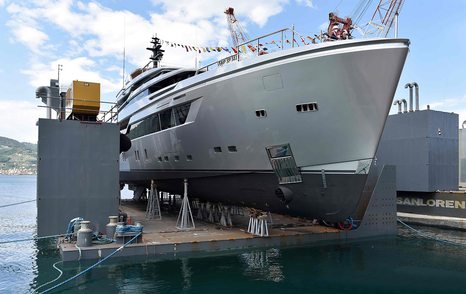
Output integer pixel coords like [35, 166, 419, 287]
[2, 175, 466, 293]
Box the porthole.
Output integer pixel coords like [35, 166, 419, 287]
[255, 109, 267, 118]
[228, 146, 237, 152]
[296, 102, 318, 112]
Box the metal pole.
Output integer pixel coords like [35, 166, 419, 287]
[46, 96, 52, 119]
[257, 38, 260, 56]
[57, 64, 63, 120]
[292, 25, 295, 48]
[281, 30, 284, 49]
[394, 12, 399, 38]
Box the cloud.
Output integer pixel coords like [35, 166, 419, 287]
[427, 94, 466, 127]
[0, 100, 43, 143]
[6, 3, 50, 54]
[8, 24, 49, 54]
[3, 0, 294, 129]
[295, 0, 314, 9]
[21, 57, 122, 95]
[6, 0, 289, 69]
[151, 0, 287, 27]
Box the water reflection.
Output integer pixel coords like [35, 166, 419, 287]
[181, 258, 192, 290]
[240, 248, 284, 283]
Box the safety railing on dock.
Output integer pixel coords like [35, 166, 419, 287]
[36, 96, 118, 123]
[101, 102, 119, 123]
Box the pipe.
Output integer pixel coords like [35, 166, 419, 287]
[36, 86, 52, 119]
[394, 12, 399, 38]
[393, 100, 402, 114]
[412, 82, 419, 111]
[404, 83, 413, 112]
[401, 99, 408, 113]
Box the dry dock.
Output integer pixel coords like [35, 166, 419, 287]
[59, 166, 397, 262]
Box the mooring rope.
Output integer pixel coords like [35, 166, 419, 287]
[35, 261, 64, 291]
[0, 199, 36, 208]
[0, 233, 70, 245]
[397, 218, 466, 246]
[39, 232, 141, 294]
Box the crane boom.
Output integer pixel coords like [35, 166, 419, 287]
[369, 0, 405, 37]
[224, 7, 249, 47]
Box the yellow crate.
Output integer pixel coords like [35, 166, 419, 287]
[66, 80, 100, 115]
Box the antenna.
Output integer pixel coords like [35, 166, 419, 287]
[147, 35, 165, 68]
[57, 64, 63, 89]
[122, 17, 126, 87]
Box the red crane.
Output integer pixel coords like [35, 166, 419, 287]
[329, 0, 405, 39]
[327, 12, 353, 40]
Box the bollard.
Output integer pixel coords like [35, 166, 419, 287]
[77, 221, 93, 247]
[106, 216, 118, 240]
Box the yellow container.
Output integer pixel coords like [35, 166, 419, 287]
[66, 80, 100, 115]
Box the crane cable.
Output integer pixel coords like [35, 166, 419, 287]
[0, 199, 36, 208]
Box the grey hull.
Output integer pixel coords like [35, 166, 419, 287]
[121, 170, 373, 223]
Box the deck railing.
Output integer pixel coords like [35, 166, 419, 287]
[196, 27, 313, 73]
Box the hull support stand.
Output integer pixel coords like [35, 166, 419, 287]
[146, 180, 162, 220]
[176, 179, 195, 230]
[247, 209, 269, 237]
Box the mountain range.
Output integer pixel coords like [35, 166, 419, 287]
[0, 136, 37, 175]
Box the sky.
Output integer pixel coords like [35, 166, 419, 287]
[0, 0, 465, 143]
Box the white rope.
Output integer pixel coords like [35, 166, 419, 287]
[398, 218, 466, 246]
[35, 261, 63, 291]
[39, 233, 141, 293]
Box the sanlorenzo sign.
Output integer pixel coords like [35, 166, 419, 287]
[397, 197, 466, 209]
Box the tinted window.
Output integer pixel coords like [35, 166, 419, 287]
[128, 120, 143, 139]
[160, 109, 175, 130]
[148, 113, 161, 133]
[173, 103, 191, 125]
[128, 89, 148, 106]
[148, 71, 195, 94]
[127, 113, 160, 139]
[127, 101, 192, 139]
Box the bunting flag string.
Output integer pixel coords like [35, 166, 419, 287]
[157, 34, 318, 55]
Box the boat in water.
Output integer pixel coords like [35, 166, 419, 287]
[115, 21, 409, 223]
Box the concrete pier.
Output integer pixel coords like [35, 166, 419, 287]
[59, 166, 397, 262]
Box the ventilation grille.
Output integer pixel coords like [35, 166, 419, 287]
[296, 102, 318, 112]
[266, 144, 302, 184]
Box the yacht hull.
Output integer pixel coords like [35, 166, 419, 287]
[119, 38, 410, 222]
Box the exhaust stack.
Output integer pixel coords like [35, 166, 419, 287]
[412, 82, 419, 111]
[404, 83, 413, 112]
[401, 99, 408, 113]
[393, 100, 402, 114]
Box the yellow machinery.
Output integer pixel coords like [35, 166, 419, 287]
[65, 80, 100, 120]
